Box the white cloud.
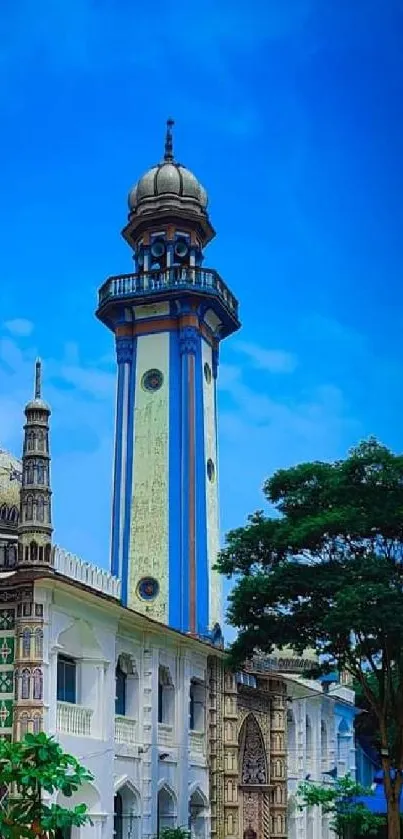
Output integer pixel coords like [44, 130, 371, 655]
[3, 319, 34, 337]
[231, 340, 297, 373]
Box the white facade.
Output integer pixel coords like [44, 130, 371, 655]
[34, 557, 211, 839]
[285, 676, 356, 839]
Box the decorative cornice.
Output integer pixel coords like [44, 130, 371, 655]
[179, 326, 199, 355]
[115, 336, 133, 364]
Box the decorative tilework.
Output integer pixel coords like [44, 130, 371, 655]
[0, 672, 13, 694]
[0, 700, 13, 728]
[0, 637, 14, 664]
[0, 610, 15, 631]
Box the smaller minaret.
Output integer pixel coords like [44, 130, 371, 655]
[17, 360, 53, 567]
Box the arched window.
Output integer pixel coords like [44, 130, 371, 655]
[158, 787, 176, 835]
[22, 629, 31, 658]
[26, 463, 34, 484]
[0, 505, 7, 520]
[158, 666, 174, 725]
[36, 496, 45, 522]
[8, 506, 18, 523]
[27, 432, 35, 451]
[337, 718, 350, 765]
[30, 541, 38, 562]
[19, 713, 30, 738]
[33, 714, 42, 734]
[21, 669, 31, 700]
[33, 668, 43, 700]
[37, 463, 44, 484]
[44, 543, 52, 564]
[115, 663, 127, 716]
[34, 629, 43, 659]
[25, 496, 33, 521]
[189, 789, 207, 839]
[189, 680, 205, 731]
[37, 431, 45, 452]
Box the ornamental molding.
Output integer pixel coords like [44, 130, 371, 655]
[115, 336, 133, 364]
[179, 326, 198, 355]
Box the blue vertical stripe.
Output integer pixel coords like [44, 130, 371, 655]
[111, 361, 125, 578]
[195, 337, 209, 635]
[121, 340, 136, 606]
[180, 350, 190, 631]
[168, 330, 182, 629]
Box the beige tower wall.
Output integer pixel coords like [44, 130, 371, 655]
[128, 331, 170, 621]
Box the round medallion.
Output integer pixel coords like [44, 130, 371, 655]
[204, 362, 212, 384]
[207, 458, 216, 483]
[141, 369, 164, 392]
[137, 577, 159, 600]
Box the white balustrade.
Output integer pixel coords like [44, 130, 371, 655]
[57, 701, 93, 737]
[115, 715, 137, 745]
[158, 723, 173, 746]
[189, 730, 205, 756]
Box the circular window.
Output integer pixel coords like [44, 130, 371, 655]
[141, 369, 163, 392]
[207, 458, 215, 483]
[137, 577, 159, 600]
[204, 362, 212, 384]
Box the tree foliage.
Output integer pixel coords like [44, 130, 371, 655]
[217, 439, 403, 838]
[0, 732, 93, 838]
[297, 775, 386, 836]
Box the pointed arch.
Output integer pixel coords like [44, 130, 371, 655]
[158, 783, 177, 832]
[239, 713, 268, 785]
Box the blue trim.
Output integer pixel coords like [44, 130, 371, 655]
[168, 329, 182, 629]
[180, 350, 190, 631]
[195, 336, 208, 634]
[111, 361, 125, 578]
[121, 340, 136, 606]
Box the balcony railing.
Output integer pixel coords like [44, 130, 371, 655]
[115, 715, 137, 745]
[158, 722, 174, 746]
[97, 267, 239, 319]
[57, 702, 93, 737]
[189, 730, 205, 756]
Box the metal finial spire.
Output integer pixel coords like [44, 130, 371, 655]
[34, 358, 42, 399]
[164, 118, 175, 162]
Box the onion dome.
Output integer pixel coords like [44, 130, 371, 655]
[128, 119, 208, 218]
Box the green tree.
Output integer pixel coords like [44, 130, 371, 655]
[297, 774, 386, 837]
[216, 440, 403, 839]
[0, 732, 93, 838]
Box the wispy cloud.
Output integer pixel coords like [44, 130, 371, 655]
[231, 340, 297, 373]
[3, 319, 34, 338]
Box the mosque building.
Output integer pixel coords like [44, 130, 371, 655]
[0, 123, 355, 839]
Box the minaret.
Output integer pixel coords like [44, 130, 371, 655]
[17, 360, 53, 568]
[96, 121, 240, 635]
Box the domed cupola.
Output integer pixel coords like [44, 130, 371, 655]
[128, 119, 208, 217]
[122, 120, 215, 251]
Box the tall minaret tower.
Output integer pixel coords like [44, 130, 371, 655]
[17, 360, 53, 568]
[96, 121, 239, 635]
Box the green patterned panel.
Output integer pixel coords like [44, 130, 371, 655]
[0, 700, 13, 728]
[0, 610, 15, 631]
[0, 672, 13, 694]
[0, 638, 14, 665]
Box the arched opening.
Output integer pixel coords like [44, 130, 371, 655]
[239, 713, 267, 785]
[337, 718, 350, 766]
[157, 786, 176, 836]
[158, 665, 174, 725]
[114, 783, 140, 839]
[287, 710, 297, 776]
[57, 781, 101, 839]
[189, 788, 208, 839]
[306, 716, 313, 773]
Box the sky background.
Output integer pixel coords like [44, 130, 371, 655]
[0, 0, 402, 629]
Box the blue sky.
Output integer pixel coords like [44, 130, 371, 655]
[0, 0, 402, 615]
